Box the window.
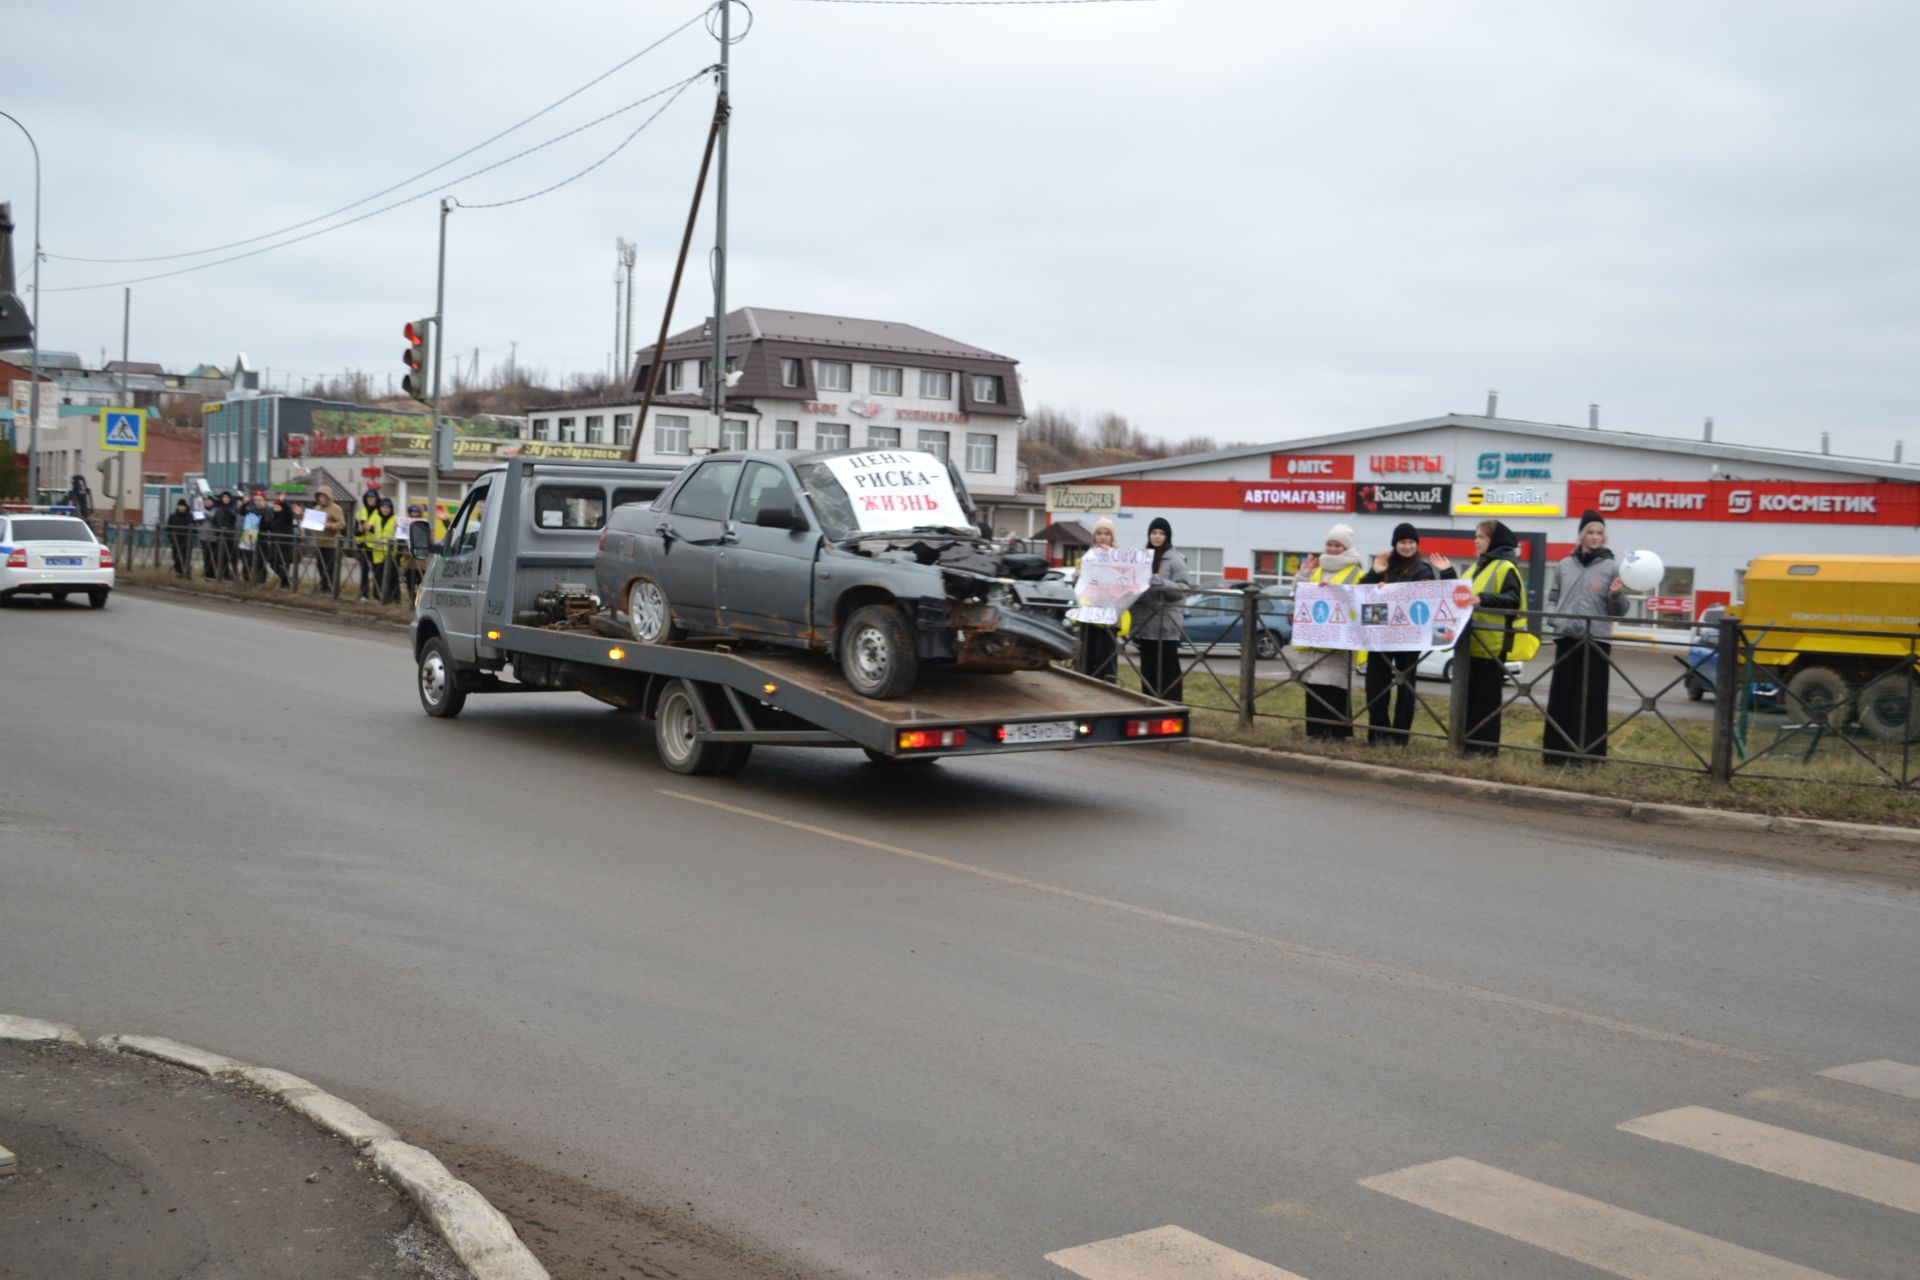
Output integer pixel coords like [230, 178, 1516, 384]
[614, 413, 635, 447]
[869, 366, 903, 396]
[815, 422, 849, 451]
[866, 426, 900, 449]
[529, 417, 549, 441]
[965, 431, 997, 472]
[557, 416, 578, 443]
[1185, 546, 1225, 588]
[720, 418, 749, 452]
[731, 461, 801, 526]
[656, 414, 691, 455]
[916, 429, 949, 461]
[970, 374, 1001, 404]
[533, 484, 609, 530]
[699, 359, 712, 389]
[919, 370, 952, 400]
[670, 459, 743, 521]
[584, 414, 606, 444]
[613, 484, 665, 510]
[779, 358, 803, 388]
[447, 482, 492, 557]
[816, 360, 852, 392]
[1252, 551, 1287, 585]
[774, 419, 799, 450]
[666, 362, 684, 392]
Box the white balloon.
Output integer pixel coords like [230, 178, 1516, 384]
[1618, 548, 1665, 592]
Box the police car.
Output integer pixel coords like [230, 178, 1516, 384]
[0, 512, 115, 607]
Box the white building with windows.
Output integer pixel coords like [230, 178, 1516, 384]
[521, 307, 1024, 499]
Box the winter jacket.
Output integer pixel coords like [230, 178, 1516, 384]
[1359, 557, 1437, 585]
[310, 500, 346, 548]
[1549, 549, 1631, 640]
[1129, 547, 1192, 642]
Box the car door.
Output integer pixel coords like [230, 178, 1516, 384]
[654, 458, 742, 632]
[1182, 593, 1234, 649]
[434, 478, 494, 660]
[715, 460, 815, 641]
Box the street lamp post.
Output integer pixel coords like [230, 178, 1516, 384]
[0, 110, 42, 505]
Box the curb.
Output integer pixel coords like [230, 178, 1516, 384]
[2, 1018, 546, 1280]
[1180, 737, 1920, 849]
[120, 579, 412, 633]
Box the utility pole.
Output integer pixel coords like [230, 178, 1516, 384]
[709, 0, 732, 448]
[612, 258, 623, 386]
[509, 341, 517, 383]
[426, 197, 451, 522]
[117, 287, 129, 522]
[619, 238, 637, 385]
[0, 111, 43, 505]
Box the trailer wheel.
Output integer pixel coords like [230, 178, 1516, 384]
[1857, 670, 1920, 742]
[627, 577, 683, 645]
[418, 636, 467, 718]
[1785, 665, 1850, 727]
[654, 683, 729, 775]
[840, 603, 918, 700]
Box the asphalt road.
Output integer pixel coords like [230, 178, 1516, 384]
[3, 591, 1917, 1280]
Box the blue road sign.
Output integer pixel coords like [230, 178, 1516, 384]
[101, 408, 146, 451]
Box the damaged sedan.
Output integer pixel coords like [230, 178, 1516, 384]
[595, 448, 1075, 698]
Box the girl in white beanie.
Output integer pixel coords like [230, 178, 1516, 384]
[1294, 523, 1365, 740]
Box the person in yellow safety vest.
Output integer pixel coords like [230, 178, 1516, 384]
[354, 490, 383, 601]
[367, 497, 400, 604]
[1429, 519, 1532, 757]
[1295, 522, 1365, 740]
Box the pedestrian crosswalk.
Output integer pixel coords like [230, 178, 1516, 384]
[1004, 1059, 1920, 1280]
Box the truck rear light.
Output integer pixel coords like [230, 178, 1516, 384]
[98, 547, 115, 568]
[897, 728, 966, 751]
[4, 549, 23, 568]
[1124, 717, 1187, 738]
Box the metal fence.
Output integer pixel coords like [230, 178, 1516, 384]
[102, 521, 421, 616]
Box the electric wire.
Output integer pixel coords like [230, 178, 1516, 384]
[44, 70, 712, 293]
[46, 5, 711, 265]
[793, 0, 1152, 6]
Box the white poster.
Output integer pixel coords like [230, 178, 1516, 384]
[1293, 579, 1478, 652]
[300, 507, 329, 532]
[1066, 547, 1153, 625]
[821, 450, 972, 534]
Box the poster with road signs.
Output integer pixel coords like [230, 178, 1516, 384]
[1293, 579, 1478, 652]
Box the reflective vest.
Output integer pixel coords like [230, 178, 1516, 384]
[354, 505, 382, 548]
[1466, 557, 1532, 660]
[366, 512, 398, 563]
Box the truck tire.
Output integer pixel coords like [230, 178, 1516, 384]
[417, 635, 467, 718]
[839, 603, 918, 700]
[627, 576, 683, 645]
[654, 683, 729, 775]
[1857, 670, 1919, 743]
[1785, 665, 1850, 727]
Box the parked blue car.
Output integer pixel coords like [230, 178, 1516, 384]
[1179, 589, 1293, 659]
[1683, 605, 1782, 708]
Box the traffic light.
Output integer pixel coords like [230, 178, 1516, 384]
[402, 318, 434, 401]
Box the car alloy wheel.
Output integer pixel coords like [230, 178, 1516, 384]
[628, 578, 675, 644]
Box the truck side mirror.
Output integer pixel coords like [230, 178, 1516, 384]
[407, 520, 438, 559]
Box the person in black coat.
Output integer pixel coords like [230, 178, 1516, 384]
[206, 492, 239, 580]
[1358, 522, 1435, 745]
[260, 498, 296, 588]
[164, 499, 196, 577]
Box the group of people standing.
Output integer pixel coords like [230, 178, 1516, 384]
[1069, 509, 1633, 765]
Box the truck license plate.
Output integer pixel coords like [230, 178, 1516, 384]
[46, 557, 82, 566]
[1003, 720, 1075, 744]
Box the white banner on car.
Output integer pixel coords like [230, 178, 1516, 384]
[1067, 547, 1153, 625]
[821, 451, 973, 534]
[1293, 579, 1478, 652]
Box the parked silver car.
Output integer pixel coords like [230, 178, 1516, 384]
[595, 449, 1075, 699]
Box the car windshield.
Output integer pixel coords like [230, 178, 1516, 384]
[9, 518, 95, 543]
[796, 454, 980, 541]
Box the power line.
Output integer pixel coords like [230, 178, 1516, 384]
[793, 0, 1154, 5]
[47, 5, 711, 266]
[44, 70, 712, 294]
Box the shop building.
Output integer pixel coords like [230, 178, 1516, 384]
[1041, 412, 1920, 619]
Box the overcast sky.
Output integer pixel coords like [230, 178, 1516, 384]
[9, 1, 1916, 461]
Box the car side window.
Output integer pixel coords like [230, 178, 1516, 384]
[445, 483, 492, 556]
[730, 462, 799, 525]
[669, 460, 743, 521]
[612, 485, 663, 509]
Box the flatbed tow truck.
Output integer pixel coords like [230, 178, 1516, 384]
[406, 459, 1187, 775]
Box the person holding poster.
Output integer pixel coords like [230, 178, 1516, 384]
[1075, 518, 1122, 682]
[1293, 524, 1364, 739]
[1542, 510, 1630, 766]
[1358, 522, 1435, 745]
[1130, 517, 1192, 702]
[1432, 520, 1529, 756]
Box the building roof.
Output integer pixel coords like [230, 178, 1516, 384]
[640, 307, 1011, 362]
[1039, 412, 1920, 485]
[104, 360, 165, 375]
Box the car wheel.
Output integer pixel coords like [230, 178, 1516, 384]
[862, 748, 942, 766]
[1857, 670, 1920, 743]
[1785, 665, 1850, 727]
[417, 635, 467, 718]
[1254, 628, 1281, 660]
[840, 603, 919, 700]
[1441, 658, 1455, 683]
[627, 576, 682, 644]
[654, 683, 728, 775]
[88, 589, 109, 610]
[1684, 672, 1706, 702]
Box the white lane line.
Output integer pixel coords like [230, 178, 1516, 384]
[1044, 1225, 1311, 1280]
[658, 789, 1768, 1063]
[1360, 1157, 1842, 1280]
[1818, 1060, 1920, 1102]
[1619, 1105, 1920, 1215]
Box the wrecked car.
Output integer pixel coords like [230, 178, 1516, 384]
[595, 448, 1075, 699]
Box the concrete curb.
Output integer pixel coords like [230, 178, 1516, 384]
[1181, 737, 1920, 848]
[120, 579, 412, 633]
[1, 1019, 549, 1280]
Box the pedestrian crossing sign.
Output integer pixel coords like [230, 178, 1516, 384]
[100, 407, 147, 452]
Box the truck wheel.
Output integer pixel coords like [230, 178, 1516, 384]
[1857, 671, 1919, 743]
[654, 683, 728, 775]
[840, 603, 918, 700]
[417, 636, 467, 718]
[627, 577, 683, 645]
[1785, 665, 1850, 727]
[1254, 628, 1281, 660]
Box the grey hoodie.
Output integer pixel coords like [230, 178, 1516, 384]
[1550, 549, 1632, 640]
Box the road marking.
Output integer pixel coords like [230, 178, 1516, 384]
[1360, 1157, 1842, 1279]
[1619, 1105, 1920, 1214]
[1817, 1060, 1920, 1102]
[1044, 1225, 1311, 1280]
[659, 789, 1768, 1062]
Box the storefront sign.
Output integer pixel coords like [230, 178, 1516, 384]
[1047, 484, 1122, 516]
[1453, 483, 1563, 516]
[1568, 480, 1920, 526]
[803, 401, 838, 415]
[1476, 451, 1554, 480]
[898, 408, 970, 424]
[1355, 482, 1451, 514]
[1648, 595, 1694, 614]
[1368, 454, 1446, 474]
[1269, 453, 1355, 480]
[1241, 483, 1354, 512]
